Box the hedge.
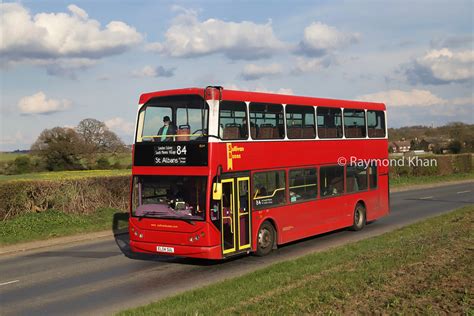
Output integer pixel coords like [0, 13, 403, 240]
[1, 154, 472, 221]
[389, 153, 472, 178]
[0, 176, 129, 221]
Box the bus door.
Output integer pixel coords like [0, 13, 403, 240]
[221, 176, 251, 255]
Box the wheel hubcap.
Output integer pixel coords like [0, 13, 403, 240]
[355, 208, 363, 226]
[259, 228, 271, 249]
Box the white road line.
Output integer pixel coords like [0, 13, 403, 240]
[419, 196, 434, 200]
[456, 190, 471, 194]
[0, 280, 19, 286]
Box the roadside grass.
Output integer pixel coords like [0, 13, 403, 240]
[119, 205, 474, 315]
[0, 169, 131, 182]
[0, 208, 128, 245]
[390, 171, 474, 188]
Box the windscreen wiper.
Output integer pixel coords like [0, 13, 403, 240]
[138, 213, 196, 225]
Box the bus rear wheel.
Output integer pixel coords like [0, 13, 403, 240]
[351, 203, 366, 231]
[255, 221, 275, 256]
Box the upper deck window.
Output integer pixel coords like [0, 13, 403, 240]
[367, 110, 386, 138]
[344, 109, 366, 138]
[249, 103, 284, 140]
[219, 101, 248, 140]
[317, 107, 343, 138]
[137, 95, 208, 143]
[286, 105, 316, 139]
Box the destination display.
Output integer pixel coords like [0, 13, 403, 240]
[134, 142, 208, 166]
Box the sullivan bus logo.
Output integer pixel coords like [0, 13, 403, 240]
[226, 143, 245, 170]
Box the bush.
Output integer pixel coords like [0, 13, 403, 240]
[13, 156, 32, 174]
[0, 176, 130, 221]
[452, 154, 471, 173]
[96, 157, 111, 170]
[389, 154, 472, 177]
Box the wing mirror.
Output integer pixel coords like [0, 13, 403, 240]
[213, 183, 222, 200]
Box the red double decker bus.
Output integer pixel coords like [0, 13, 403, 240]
[129, 87, 389, 259]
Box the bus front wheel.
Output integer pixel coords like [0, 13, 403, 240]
[255, 221, 275, 256]
[351, 203, 366, 231]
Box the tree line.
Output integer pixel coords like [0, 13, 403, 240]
[4, 119, 130, 174]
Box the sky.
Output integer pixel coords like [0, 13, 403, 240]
[1, 0, 473, 151]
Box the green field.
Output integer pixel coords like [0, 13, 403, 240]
[120, 205, 473, 315]
[0, 152, 27, 162]
[0, 169, 131, 182]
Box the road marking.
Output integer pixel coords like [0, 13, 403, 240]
[419, 196, 434, 200]
[0, 280, 19, 286]
[456, 190, 471, 194]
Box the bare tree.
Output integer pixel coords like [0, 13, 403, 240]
[76, 118, 126, 153]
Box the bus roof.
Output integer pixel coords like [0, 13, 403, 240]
[139, 87, 386, 111]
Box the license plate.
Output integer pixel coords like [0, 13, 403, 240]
[156, 246, 175, 253]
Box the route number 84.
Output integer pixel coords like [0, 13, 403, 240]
[176, 145, 187, 155]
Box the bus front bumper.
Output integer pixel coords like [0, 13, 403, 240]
[130, 240, 223, 259]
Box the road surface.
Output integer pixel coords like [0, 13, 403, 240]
[1, 182, 472, 315]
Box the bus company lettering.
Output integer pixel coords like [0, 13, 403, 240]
[226, 143, 245, 170]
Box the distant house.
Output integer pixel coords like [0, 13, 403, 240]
[389, 141, 411, 153]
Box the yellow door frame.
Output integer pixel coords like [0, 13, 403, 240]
[237, 177, 251, 250]
[221, 178, 236, 254]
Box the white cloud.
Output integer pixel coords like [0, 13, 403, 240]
[296, 22, 359, 57]
[356, 89, 474, 107]
[105, 117, 135, 135]
[0, 131, 31, 146]
[45, 58, 98, 79]
[357, 90, 473, 127]
[405, 48, 474, 84]
[254, 87, 294, 95]
[291, 56, 335, 74]
[240, 63, 283, 80]
[132, 65, 175, 78]
[452, 96, 474, 105]
[356, 89, 446, 107]
[0, 3, 142, 68]
[146, 9, 284, 60]
[18, 92, 71, 115]
[221, 83, 293, 95]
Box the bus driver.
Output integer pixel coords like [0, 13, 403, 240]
[157, 116, 176, 141]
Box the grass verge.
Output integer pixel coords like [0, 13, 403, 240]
[0, 208, 128, 245]
[119, 205, 474, 315]
[390, 171, 474, 188]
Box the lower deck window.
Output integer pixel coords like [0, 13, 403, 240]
[369, 165, 378, 189]
[320, 166, 344, 197]
[289, 168, 317, 202]
[346, 165, 368, 192]
[252, 170, 286, 209]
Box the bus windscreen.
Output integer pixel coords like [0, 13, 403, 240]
[136, 95, 209, 143]
[132, 176, 207, 221]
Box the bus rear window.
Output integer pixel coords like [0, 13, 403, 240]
[367, 110, 386, 138]
[132, 176, 207, 221]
